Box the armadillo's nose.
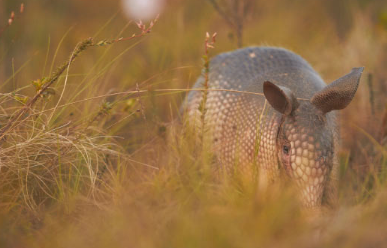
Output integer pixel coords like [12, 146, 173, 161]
[298, 153, 333, 208]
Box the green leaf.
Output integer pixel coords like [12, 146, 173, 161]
[14, 95, 29, 104]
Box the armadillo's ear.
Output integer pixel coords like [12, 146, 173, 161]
[263, 81, 299, 115]
[311, 67, 364, 114]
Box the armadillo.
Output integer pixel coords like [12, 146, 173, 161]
[184, 47, 363, 208]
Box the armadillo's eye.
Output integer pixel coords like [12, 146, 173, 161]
[283, 145, 290, 155]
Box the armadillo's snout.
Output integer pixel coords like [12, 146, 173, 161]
[299, 156, 331, 207]
[279, 119, 334, 208]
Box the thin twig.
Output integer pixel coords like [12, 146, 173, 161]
[199, 32, 217, 145]
[207, 0, 251, 48]
[94, 15, 159, 47]
[207, 0, 235, 29]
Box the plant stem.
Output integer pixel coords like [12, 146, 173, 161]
[0, 38, 94, 141]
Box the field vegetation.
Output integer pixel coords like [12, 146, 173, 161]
[1, 0, 387, 247]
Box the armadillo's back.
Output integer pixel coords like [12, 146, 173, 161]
[184, 47, 328, 177]
[186, 47, 326, 104]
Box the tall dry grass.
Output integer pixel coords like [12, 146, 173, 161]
[0, 0, 387, 247]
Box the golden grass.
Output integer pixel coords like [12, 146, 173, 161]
[0, 0, 387, 247]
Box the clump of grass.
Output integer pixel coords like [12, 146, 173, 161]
[0, 17, 159, 217]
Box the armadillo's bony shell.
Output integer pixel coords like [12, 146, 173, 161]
[184, 47, 363, 208]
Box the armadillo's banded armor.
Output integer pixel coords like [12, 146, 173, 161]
[185, 47, 343, 207]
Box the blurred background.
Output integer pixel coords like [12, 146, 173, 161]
[1, 0, 387, 247]
[1, 0, 386, 159]
[1, 0, 387, 201]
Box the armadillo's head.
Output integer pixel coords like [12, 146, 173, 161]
[263, 67, 364, 208]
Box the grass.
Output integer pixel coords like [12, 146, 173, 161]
[0, 0, 387, 247]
